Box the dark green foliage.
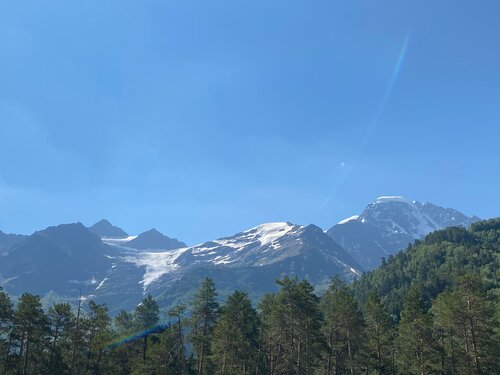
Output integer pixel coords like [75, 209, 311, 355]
[0, 288, 13, 334]
[47, 303, 74, 374]
[0, 287, 14, 370]
[12, 293, 49, 375]
[352, 218, 500, 318]
[189, 277, 219, 375]
[431, 273, 500, 374]
[81, 301, 113, 374]
[114, 309, 134, 335]
[260, 276, 323, 375]
[135, 294, 160, 362]
[212, 291, 259, 374]
[362, 292, 395, 374]
[395, 285, 439, 374]
[167, 304, 188, 374]
[352, 218, 500, 374]
[320, 276, 364, 375]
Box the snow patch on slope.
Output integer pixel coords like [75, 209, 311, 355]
[337, 215, 359, 225]
[248, 222, 296, 246]
[375, 196, 410, 204]
[103, 236, 138, 246]
[193, 222, 297, 255]
[123, 247, 188, 289]
[95, 278, 108, 290]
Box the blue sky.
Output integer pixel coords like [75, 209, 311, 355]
[0, 1, 499, 244]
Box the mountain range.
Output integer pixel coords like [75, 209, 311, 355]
[0, 196, 480, 313]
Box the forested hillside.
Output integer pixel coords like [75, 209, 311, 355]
[0, 219, 498, 374]
[352, 218, 500, 316]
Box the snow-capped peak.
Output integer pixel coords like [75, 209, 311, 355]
[327, 196, 480, 271]
[243, 222, 296, 246]
[337, 215, 360, 225]
[374, 196, 410, 204]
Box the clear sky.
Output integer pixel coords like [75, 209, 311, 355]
[0, 1, 499, 244]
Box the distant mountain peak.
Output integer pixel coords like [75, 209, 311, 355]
[0, 222, 110, 297]
[88, 219, 128, 239]
[125, 228, 186, 250]
[327, 196, 480, 270]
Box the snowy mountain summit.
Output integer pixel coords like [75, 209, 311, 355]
[327, 196, 480, 270]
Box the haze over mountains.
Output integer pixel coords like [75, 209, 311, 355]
[0, 196, 480, 313]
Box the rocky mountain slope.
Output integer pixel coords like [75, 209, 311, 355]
[0, 223, 112, 297]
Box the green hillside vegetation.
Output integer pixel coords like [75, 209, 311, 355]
[0, 219, 498, 374]
[352, 218, 500, 316]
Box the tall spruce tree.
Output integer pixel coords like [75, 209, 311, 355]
[168, 304, 187, 374]
[363, 292, 395, 374]
[135, 294, 160, 362]
[260, 276, 323, 375]
[189, 277, 219, 375]
[432, 273, 500, 374]
[0, 287, 14, 375]
[112, 310, 136, 375]
[320, 276, 364, 375]
[82, 301, 112, 374]
[396, 285, 438, 375]
[70, 293, 84, 375]
[257, 293, 277, 375]
[12, 293, 48, 375]
[47, 303, 74, 374]
[212, 291, 260, 374]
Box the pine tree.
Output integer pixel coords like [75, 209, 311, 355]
[212, 291, 259, 374]
[363, 292, 395, 374]
[396, 285, 438, 375]
[112, 310, 136, 375]
[0, 287, 14, 375]
[320, 276, 364, 375]
[140, 325, 175, 375]
[189, 277, 219, 375]
[70, 292, 84, 375]
[257, 293, 277, 375]
[12, 293, 48, 375]
[260, 276, 323, 375]
[135, 294, 160, 362]
[47, 302, 74, 374]
[168, 304, 187, 374]
[432, 273, 500, 374]
[115, 309, 135, 335]
[82, 301, 112, 374]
